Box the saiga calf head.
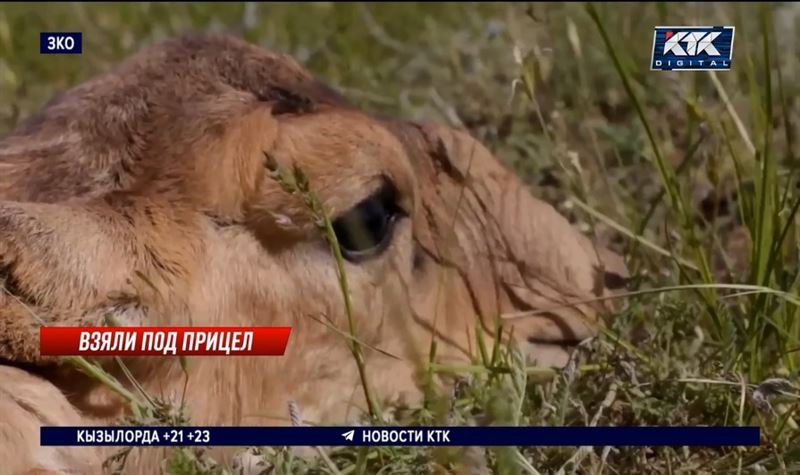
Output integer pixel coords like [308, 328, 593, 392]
[0, 32, 626, 474]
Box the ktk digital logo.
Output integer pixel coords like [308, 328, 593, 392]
[651, 26, 735, 71]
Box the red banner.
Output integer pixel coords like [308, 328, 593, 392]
[39, 327, 292, 356]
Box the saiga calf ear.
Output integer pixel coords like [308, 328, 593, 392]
[127, 89, 286, 222]
[0, 94, 309, 366]
[0, 79, 330, 365]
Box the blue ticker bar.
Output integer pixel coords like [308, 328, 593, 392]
[41, 426, 761, 447]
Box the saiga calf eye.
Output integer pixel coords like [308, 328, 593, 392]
[332, 184, 404, 262]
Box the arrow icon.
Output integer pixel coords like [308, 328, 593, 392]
[342, 430, 355, 442]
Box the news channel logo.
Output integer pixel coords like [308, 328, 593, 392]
[40, 32, 82, 55]
[651, 26, 734, 71]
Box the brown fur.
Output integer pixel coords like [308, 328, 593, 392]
[0, 33, 627, 474]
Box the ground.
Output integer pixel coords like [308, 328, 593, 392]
[1, 2, 799, 474]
